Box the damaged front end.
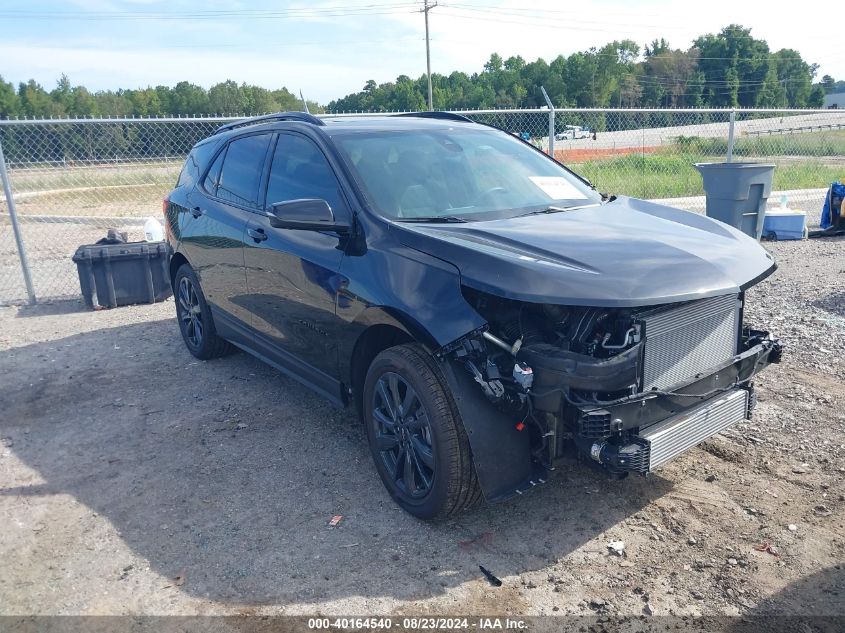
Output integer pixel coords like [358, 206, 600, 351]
[438, 287, 781, 500]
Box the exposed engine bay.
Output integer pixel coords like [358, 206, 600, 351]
[443, 287, 782, 479]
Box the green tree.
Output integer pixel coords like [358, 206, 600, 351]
[208, 80, 246, 114]
[775, 49, 814, 106]
[170, 81, 209, 115]
[808, 84, 825, 107]
[71, 86, 98, 117]
[484, 53, 503, 73]
[756, 60, 786, 107]
[0, 75, 21, 118]
[18, 80, 60, 117]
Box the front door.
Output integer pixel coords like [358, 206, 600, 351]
[242, 132, 351, 397]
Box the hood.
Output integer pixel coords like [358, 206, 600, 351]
[393, 196, 776, 307]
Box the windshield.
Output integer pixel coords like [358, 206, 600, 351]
[332, 127, 602, 221]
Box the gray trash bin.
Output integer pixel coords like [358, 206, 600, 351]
[694, 162, 775, 240]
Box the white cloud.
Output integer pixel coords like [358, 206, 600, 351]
[2, 0, 842, 104]
[0, 42, 408, 102]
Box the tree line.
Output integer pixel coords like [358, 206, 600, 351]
[0, 24, 840, 121]
[0, 78, 323, 119]
[329, 26, 835, 112]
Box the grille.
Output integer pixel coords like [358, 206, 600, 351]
[638, 388, 748, 471]
[640, 293, 740, 391]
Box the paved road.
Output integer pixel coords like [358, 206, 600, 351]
[543, 111, 845, 151]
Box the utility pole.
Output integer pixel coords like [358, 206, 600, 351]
[421, 0, 437, 110]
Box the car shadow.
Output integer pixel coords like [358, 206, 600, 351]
[812, 291, 845, 318]
[0, 313, 673, 607]
[728, 565, 845, 632]
[11, 298, 89, 318]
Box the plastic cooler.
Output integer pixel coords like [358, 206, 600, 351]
[72, 241, 172, 309]
[762, 208, 806, 240]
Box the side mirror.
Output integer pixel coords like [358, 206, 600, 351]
[269, 198, 350, 234]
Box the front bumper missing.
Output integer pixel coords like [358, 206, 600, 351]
[638, 388, 748, 471]
[571, 330, 780, 437]
[583, 388, 750, 474]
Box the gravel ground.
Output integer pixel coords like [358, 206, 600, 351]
[0, 237, 843, 621]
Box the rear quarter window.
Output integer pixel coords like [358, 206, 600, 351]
[177, 140, 219, 188]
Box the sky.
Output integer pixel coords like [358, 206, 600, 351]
[0, 0, 842, 104]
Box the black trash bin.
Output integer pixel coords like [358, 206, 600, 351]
[694, 162, 775, 240]
[72, 241, 172, 309]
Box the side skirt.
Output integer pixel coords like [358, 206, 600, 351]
[212, 307, 347, 408]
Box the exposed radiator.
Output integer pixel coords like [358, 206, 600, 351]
[640, 293, 740, 391]
[637, 388, 749, 471]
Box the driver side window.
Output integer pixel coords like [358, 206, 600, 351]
[265, 135, 349, 216]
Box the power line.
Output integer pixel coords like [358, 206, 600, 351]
[0, 4, 421, 20]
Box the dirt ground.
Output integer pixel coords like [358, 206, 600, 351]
[0, 238, 843, 621]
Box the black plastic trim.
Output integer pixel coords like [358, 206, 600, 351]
[439, 358, 545, 503]
[739, 260, 777, 291]
[215, 112, 325, 135]
[571, 333, 779, 434]
[211, 307, 346, 407]
[394, 111, 475, 123]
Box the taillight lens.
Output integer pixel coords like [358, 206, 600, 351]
[162, 197, 173, 241]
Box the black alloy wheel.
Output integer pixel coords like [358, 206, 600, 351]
[173, 264, 232, 360]
[177, 276, 203, 348]
[372, 371, 435, 498]
[363, 343, 481, 519]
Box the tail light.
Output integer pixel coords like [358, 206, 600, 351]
[162, 197, 173, 241]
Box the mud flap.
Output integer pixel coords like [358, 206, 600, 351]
[439, 358, 547, 502]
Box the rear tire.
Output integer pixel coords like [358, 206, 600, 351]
[363, 343, 481, 520]
[173, 264, 232, 360]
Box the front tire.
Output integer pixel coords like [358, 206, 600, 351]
[173, 264, 232, 360]
[363, 344, 481, 520]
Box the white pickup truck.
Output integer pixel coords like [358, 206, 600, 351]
[555, 125, 591, 140]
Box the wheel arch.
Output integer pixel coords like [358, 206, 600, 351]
[169, 251, 190, 290]
[345, 306, 439, 419]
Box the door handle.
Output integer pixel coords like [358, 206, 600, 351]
[247, 227, 268, 242]
[191, 206, 204, 218]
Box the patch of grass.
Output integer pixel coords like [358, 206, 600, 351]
[673, 129, 845, 157]
[576, 152, 844, 199]
[8, 161, 182, 194]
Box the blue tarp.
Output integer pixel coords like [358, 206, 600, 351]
[821, 182, 844, 229]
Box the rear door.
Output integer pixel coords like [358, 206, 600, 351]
[242, 132, 351, 399]
[181, 132, 272, 338]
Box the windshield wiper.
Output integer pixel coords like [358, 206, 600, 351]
[518, 203, 600, 217]
[397, 216, 469, 223]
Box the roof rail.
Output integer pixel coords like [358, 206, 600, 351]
[394, 111, 475, 123]
[215, 111, 325, 134]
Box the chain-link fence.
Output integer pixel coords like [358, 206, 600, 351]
[2, 108, 844, 305]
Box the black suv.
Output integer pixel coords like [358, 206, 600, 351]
[165, 112, 780, 519]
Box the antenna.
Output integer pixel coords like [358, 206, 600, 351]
[300, 90, 310, 114]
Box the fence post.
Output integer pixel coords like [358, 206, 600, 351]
[0, 136, 37, 304]
[726, 109, 736, 163]
[540, 86, 555, 158]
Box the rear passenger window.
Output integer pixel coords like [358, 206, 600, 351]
[265, 134, 349, 215]
[216, 134, 271, 207]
